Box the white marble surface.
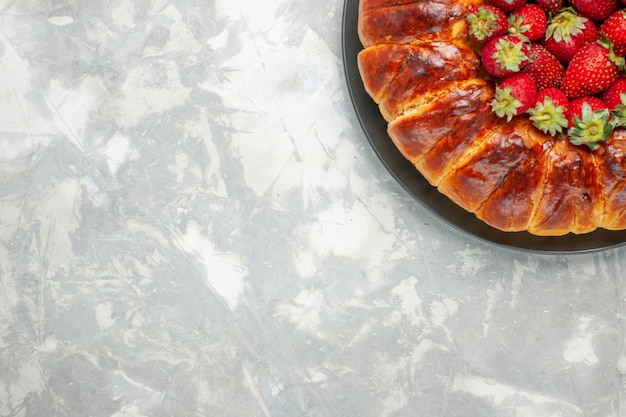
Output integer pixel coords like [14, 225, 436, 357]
[2, 0, 626, 416]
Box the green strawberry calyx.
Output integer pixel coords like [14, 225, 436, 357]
[544, 7, 587, 43]
[507, 15, 531, 41]
[527, 97, 568, 137]
[467, 8, 502, 41]
[494, 37, 530, 72]
[610, 93, 626, 128]
[568, 103, 613, 151]
[491, 86, 523, 122]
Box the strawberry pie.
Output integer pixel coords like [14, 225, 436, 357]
[357, 0, 626, 236]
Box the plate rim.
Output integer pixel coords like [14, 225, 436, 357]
[341, 0, 626, 254]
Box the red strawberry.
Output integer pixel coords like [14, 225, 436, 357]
[561, 39, 622, 99]
[481, 35, 531, 77]
[488, 0, 526, 13]
[601, 78, 626, 126]
[524, 44, 564, 90]
[535, 0, 563, 14]
[465, 5, 508, 43]
[566, 97, 613, 150]
[570, 0, 618, 22]
[491, 74, 537, 121]
[566, 97, 609, 126]
[543, 9, 599, 65]
[527, 87, 569, 136]
[507, 4, 547, 42]
[600, 78, 626, 109]
[600, 10, 626, 56]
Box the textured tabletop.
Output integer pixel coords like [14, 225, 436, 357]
[1, 0, 626, 416]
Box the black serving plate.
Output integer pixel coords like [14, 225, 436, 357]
[341, 0, 626, 253]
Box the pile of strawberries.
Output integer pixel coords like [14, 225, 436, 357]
[466, 0, 626, 150]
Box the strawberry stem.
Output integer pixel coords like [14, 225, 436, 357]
[544, 8, 587, 43]
[568, 103, 613, 150]
[491, 86, 523, 122]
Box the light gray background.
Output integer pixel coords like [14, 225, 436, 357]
[1, 0, 625, 416]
